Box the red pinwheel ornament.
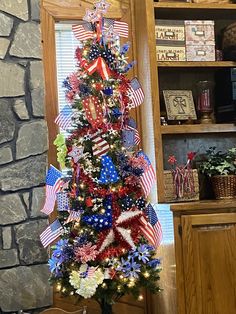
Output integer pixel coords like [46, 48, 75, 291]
[97, 209, 142, 254]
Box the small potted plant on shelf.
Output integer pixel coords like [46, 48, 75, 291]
[199, 147, 236, 199]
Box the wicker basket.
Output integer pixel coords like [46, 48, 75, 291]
[222, 22, 236, 50]
[164, 169, 199, 203]
[211, 175, 236, 199]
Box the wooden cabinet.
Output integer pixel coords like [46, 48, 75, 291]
[171, 201, 236, 314]
[133, 0, 236, 203]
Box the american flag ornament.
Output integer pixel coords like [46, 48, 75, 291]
[82, 96, 104, 128]
[72, 22, 94, 41]
[141, 204, 162, 248]
[40, 219, 63, 248]
[127, 78, 145, 108]
[103, 18, 129, 38]
[124, 118, 141, 146]
[65, 210, 81, 224]
[91, 132, 110, 157]
[41, 165, 63, 215]
[55, 105, 73, 130]
[137, 151, 156, 197]
[56, 191, 70, 211]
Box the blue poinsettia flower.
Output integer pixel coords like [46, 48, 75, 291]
[148, 259, 161, 269]
[48, 256, 63, 277]
[124, 259, 141, 278]
[132, 244, 152, 263]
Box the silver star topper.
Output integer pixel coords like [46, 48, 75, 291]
[95, 0, 111, 14]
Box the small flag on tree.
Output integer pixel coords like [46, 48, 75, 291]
[124, 118, 141, 146]
[55, 105, 73, 130]
[41, 165, 63, 215]
[40, 219, 63, 248]
[137, 151, 155, 197]
[72, 23, 94, 41]
[104, 18, 129, 38]
[65, 210, 81, 224]
[145, 204, 162, 248]
[127, 78, 144, 108]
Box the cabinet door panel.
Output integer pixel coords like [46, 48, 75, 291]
[182, 213, 236, 314]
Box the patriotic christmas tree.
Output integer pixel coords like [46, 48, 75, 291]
[40, 1, 162, 313]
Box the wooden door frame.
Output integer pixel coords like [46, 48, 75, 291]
[40, 0, 141, 166]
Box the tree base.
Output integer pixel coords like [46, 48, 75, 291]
[100, 300, 113, 314]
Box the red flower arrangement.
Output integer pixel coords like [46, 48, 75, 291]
[168, 152, 196, 199]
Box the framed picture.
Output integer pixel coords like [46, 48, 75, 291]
[163, 90, 197, 120]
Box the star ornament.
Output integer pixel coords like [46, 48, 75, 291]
[83, 9, 100, 23]
[98, 210, 142, 253]
[103, 25, 119, 42]
[95, 0, 111, 14]
[68, 146, 84, 163]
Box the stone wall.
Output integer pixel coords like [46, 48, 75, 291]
[0, 0, 52, 312]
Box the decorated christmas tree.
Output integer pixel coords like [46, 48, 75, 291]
[40, 1, 162, 313]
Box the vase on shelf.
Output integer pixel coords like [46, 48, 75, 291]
[197, 80, 214, 124]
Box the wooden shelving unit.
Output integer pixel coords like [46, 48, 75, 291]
[157, 61, 236, 68]
[161, 123, 236, 134]
[154, 2, 236, 10]
[134, 0, 236, 204]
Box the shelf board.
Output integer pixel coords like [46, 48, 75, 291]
[157, 61, 236, 68]
[161, 123, 236, 134]
[154, 2, 236, 10]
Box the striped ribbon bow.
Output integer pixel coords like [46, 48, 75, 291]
[86, 56, 111, 80]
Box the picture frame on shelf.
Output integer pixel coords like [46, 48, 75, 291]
[163, 90, 197, 121]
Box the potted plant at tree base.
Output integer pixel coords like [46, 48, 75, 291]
[200, 147, 236, 199]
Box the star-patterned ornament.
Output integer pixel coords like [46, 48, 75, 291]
[68, 146, 84, 163]
[107, 128, 118, 136]
[103, 25, 119, 43]
[95, 0, 111, 14]
[83, 9, 100, 23]
[98, 210, 142, 253]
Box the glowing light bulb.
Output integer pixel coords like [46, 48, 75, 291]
[56, 283, 61, 292]
[138, 295, 144, 301]
[143, 271, 150, 278]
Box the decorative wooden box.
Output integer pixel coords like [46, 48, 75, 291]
[155, 20, 185, 42]
[156, 20, 186, 61]
[156, 43, 186, 61]
[186, 45, 215, 61]
[185, 20, 215, 46]
[164, 169, 199, 203]
[185, 20, 215, 61]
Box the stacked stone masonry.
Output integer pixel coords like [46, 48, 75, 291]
[0, 0, 52, 312]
